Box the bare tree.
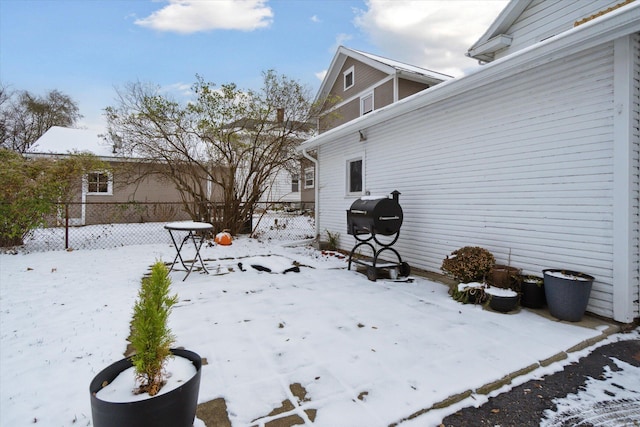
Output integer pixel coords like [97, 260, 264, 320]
[0, 84, 83, 152]
[104, 71, 323, 234]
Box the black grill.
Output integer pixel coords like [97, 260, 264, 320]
[346, 190, 410, 281]
[347, 191, 403, 236]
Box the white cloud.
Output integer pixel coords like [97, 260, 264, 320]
[310, 14, 321, 23]
[135, 0, 274, 33]
[315, 70, 327, 82]
[160, 82, 193, 99]
[331, 32, 353, 54]
[354, 0, 509, 77]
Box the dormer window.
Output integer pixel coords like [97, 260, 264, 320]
[343, 66, 354, 91]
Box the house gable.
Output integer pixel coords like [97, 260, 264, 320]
[317, 46, 451, 133]
[468, 0, 635, 62]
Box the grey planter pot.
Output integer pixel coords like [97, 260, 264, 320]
[543, 269, 594, 322]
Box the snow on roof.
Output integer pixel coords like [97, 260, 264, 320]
[27, 126, 116, 158]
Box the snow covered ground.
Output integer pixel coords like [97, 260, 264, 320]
[0, 229, 637, 426]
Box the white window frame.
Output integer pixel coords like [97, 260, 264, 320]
[346, 156, 364, 196]
[343, 66, 355, 91]
[304, 167, 314, 189]
[360, 91, 374, 116]
[291, 173, 300, 193]
[85, 171, 113, 195]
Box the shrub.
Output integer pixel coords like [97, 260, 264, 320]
[0, 149, 105, 247]
[130, 262, 178, 396]
[441, 246, 496, 283]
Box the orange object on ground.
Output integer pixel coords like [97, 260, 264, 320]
[214, 231, 233, 245]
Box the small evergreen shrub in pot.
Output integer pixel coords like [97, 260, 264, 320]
[90, 262, 201, 427]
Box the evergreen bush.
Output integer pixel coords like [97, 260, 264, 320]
[130, 261, 178, 396]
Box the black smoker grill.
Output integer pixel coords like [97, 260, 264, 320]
[346, 190, 410, 281]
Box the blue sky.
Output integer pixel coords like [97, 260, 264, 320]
[0, 0, 508, 131]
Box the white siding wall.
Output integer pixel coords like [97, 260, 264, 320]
[260, 169, 300, 203]
[497, 0, 628, 60]
[631, 32, 640, 319]
[319, 42, 619, 318]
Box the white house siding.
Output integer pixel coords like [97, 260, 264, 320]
[497, 0, 628, 60]
[630, 32, 640, 319]
[318, 42, 622, 319]
[260, 168, 300, 203]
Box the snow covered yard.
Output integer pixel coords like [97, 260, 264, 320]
[0, 234, 628, 426]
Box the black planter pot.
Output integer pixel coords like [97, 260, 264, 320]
[543, 269, 594, 322]
[521, 278, 546, 308]
[90, 348, 201, 427]
[488, 294, 519, 312]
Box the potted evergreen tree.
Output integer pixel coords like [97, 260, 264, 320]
[90, 261, 202, 427]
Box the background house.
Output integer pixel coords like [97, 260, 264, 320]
[299, 0, 640, 323]
[27, 126, 209, 225]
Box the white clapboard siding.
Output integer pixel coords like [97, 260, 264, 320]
[319, 41, 619, 318]
[632, 32, 640, 319]
[260, 169, 300, 203]
[497, 0, 627, 60]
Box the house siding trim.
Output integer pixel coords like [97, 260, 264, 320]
[613, 35, 638, 322]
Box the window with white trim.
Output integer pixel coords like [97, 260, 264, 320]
[86, 171, 113, 195]
[304, 168, 314, 189]
[346, 157, 363, 195]
[360, 91, 373, 116]
[291, 173, 300, 192]
[343, 66, 354, 91]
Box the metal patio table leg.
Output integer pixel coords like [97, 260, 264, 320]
[164, 221, 214, 281]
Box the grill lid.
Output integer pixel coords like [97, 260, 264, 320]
[347, 191, 403, 236]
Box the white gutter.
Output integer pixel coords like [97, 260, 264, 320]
[301, 147, 320, 240]
[299, 1, 640, 152]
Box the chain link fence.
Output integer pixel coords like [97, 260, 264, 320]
[17, 201, 315, 252]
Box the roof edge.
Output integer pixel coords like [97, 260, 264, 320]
[467, 0, 531, 59]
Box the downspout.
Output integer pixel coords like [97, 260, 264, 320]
[301, 147, 320, 240]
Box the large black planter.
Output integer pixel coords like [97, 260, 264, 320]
[543, 269, 594, 322]
[90, 348, 201, 427]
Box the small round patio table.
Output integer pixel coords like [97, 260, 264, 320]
[164, 221, 214, 281]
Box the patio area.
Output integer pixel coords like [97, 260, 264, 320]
[0, 237, 618, 426]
